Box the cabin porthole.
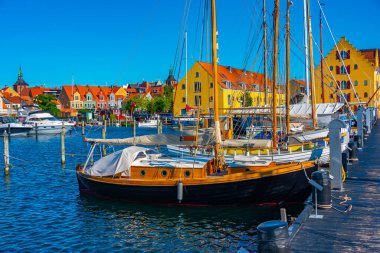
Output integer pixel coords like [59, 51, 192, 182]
[161, 170, 168, 177]
[140, 170, 146, 176]
[245, 168, 250, 172]
[184, 170, 191, 177]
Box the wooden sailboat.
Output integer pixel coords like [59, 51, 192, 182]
[76, 0, 317, 205]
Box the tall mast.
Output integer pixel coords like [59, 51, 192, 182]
[285, 0, 291, 135]
[211, 0, 222, 160]
[320, 6, 325, 103]
[263, 0, 268, 105]
[303, 0, 310, 103]
[307, 0, 318, 129]
[272, 0, 279, 148]
[185, 31, 188, 105]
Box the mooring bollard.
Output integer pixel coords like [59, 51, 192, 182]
[328, 119, 346, 191]
[348, 140, 358, 162]
[61, 122, 65, 165]
[81, 121, 85, 135]
[3, 130, 9, 175]
[102, 120, 107, 157]
[257, 220, 290, 253]
[311, 170, 331, 209]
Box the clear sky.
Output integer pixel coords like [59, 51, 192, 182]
[0, 0, 379, 87]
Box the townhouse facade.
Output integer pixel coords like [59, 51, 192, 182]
[314, 37, 380, 109]
[173, 61, 284, 116]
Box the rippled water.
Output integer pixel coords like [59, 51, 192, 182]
[0, 126, 303, 252]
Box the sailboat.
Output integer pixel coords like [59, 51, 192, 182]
[76, 0, 317, 205]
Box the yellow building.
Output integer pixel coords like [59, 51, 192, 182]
[173, 61, 284, 116]
[314, 37, 380, 109]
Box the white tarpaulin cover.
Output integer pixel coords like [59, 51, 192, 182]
[86, 146, 149, 177]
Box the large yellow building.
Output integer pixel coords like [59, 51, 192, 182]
[173, 61, 284, 116]
[314, 37, 380, 109]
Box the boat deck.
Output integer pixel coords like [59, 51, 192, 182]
[289, 123, 380, 252]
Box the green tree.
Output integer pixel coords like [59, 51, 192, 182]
[241, 91, 253, 107]
[34, 94, 60, 116]
[153, 97, 165, 113]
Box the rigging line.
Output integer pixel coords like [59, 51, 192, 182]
[289, 38, 351, 109]
[193, 0, 203, 57]
[199, 0, 209, 61]
[173, 0, 192, 76]
[317, 0, 359, 103]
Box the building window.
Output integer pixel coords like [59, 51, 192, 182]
[239, 83, 246, 90]
[354, 81, 358, 86]
[209, 96, 213, 102]
[330, 82, 333, 87]
[195, 95, 201, 106]
[182, 84, 186, 89]
[341, 80, 347, 89]
[75, 95, 79, 100]
[330, 66, 333, 71]
[364, 92, 368, 98]
[354, 64, 358, 70]
[182, 97, 186, 103]
[194, 82, 201, 92]
[219, 73, 227, 79]
[195, 72, 199, 78]
[340, 50, 350, 60]
[227, 95, 232, 106]
[100, 96, 104, 101]
[364, 80, 368, 86]
[210, 82, 213, 88]
[340, 66, 347, 74]
[225, 81, 232, 89]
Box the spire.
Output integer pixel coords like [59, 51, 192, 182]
[18, 66, 23, 79]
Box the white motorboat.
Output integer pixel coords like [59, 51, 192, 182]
[25, 111, 75, 135]
[0, 116, 33, 137]
[137, 119, 158, 128]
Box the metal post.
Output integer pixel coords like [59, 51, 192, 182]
[280, 208, 287, 222]
[61, 122, 65, 165]
[35, 122, 38, 136]
[3, 130, 9, 175]
[366, 107, 372, 134]
[328, 119, 346, 190]
[357, 106, 364, 149]
[102, 120, 107, 157]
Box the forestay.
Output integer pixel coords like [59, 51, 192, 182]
[86, 146, 149, 177]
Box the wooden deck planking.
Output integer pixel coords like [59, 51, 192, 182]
[290, 123, 380, 253]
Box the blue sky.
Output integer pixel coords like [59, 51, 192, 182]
[0, 0, 379, 87]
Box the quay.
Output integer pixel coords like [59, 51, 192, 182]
[289, 122, 380, 252]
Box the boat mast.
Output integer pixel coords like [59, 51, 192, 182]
[307, 0, 318, 129]
[285, 0, 291, 135]
[185, 31, 188, 106]
[272, 0, 279, 148]
[211, 0, 222, 161]
[320, 5, 325, 103]
[263, 0, 268, 105]
[303, 0, 310, 104]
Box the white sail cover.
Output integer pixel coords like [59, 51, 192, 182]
[86, 146, 149, 177]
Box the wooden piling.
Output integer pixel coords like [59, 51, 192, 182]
[133, 119, 136, 138]
[3, 130, 9, 175]
[280, 208, 287, 222]
[61, 122, 65, 165]
[81, 121, 85, 135]
[35, 122, 38, 136]
[102, 120, 107, 156]
[179, 122, 183, 131]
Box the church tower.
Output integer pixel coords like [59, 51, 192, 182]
[13, 67, 29, 96]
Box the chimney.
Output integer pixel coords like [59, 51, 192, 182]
[227, 66, 232, 73]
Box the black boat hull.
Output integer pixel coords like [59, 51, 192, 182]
[77, 165, 317, 205]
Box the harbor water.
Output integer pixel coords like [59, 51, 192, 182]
[0, 126, 304, 252]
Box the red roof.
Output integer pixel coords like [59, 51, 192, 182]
[360, 49, 380, 66]
[198, 61, 270, 92]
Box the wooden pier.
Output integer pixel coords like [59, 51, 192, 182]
[289, 123, 380, 252]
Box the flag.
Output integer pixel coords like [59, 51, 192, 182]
[185, 104, 195, 112]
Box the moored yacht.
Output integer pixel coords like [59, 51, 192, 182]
[0, 116, 33, 136]
[25, 111, 74, 135]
